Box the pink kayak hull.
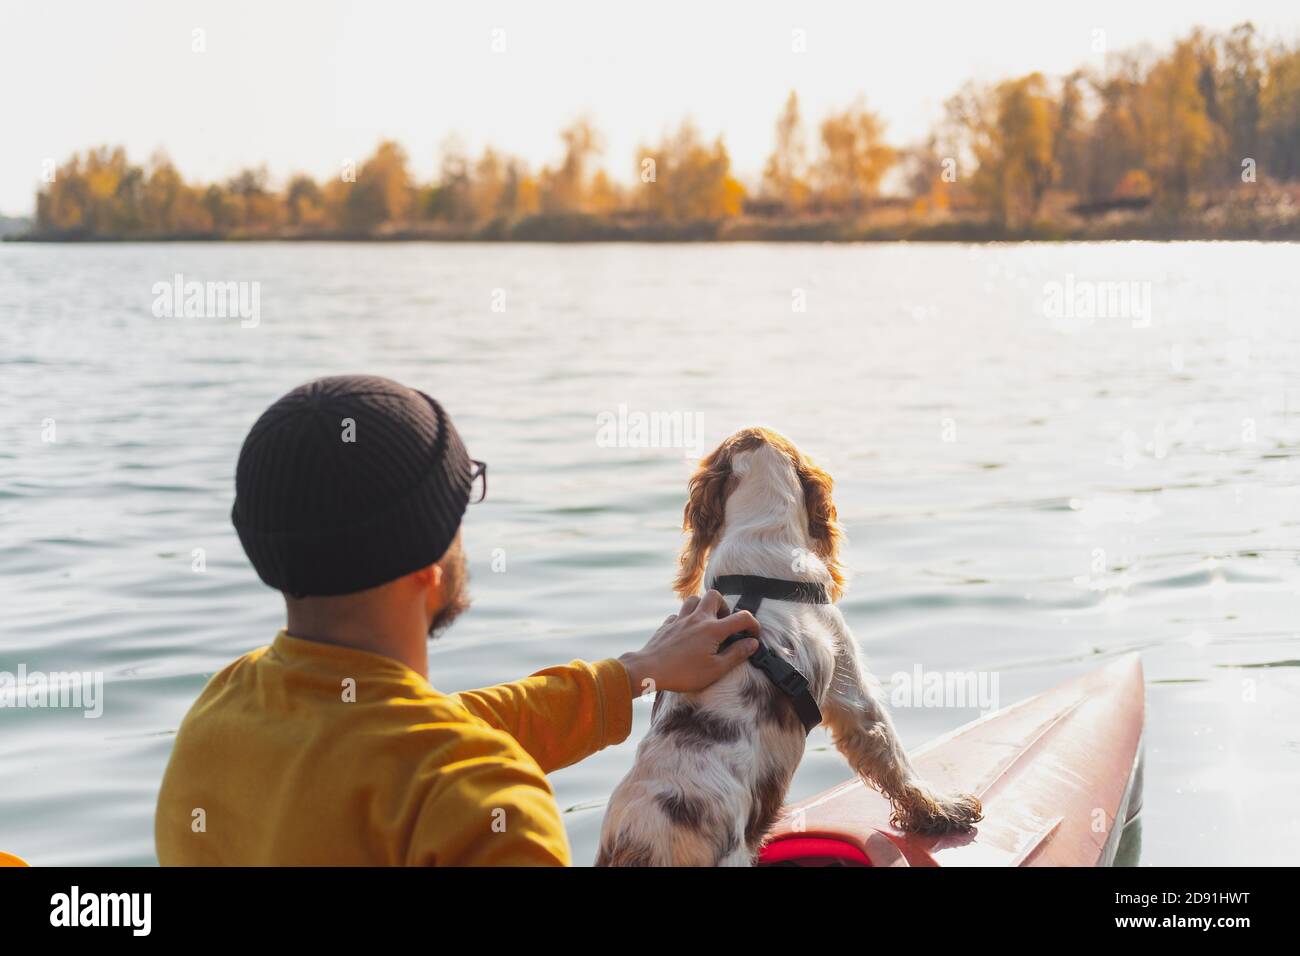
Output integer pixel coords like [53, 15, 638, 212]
[760, 653, 1145, 867]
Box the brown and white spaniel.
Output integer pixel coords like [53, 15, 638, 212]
[597, 427, 982, 866]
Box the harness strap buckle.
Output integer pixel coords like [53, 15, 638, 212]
[712, 580, 824, 734]
[767, 660, 812, 698]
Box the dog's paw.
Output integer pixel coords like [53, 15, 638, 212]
[890, 789, 983, 836]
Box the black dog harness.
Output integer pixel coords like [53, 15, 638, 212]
[711, 574, 830, 734]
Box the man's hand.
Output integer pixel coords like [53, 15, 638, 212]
[619, 591, 760, 698]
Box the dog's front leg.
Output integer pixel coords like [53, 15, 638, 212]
[820, 630, 982, 835]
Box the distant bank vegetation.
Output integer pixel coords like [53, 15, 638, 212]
[24, 23, 1300, 242]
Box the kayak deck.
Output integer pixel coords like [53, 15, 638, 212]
[759, 653, 1145, 866]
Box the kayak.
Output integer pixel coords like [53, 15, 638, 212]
[759, 653, 1145, 866]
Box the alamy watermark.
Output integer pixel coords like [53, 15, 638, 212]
[595, 404, 703, 460]
[0, 665, 104, 718]
[151, 273, 260, 328]
[50, 886, 150, 936]
[1042, 274, 1152, 329]
[888, 665, 1000, 713]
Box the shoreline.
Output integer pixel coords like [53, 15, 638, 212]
[10, 220, 1300, 244]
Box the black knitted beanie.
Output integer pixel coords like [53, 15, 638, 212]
[231, 375, 472, 596]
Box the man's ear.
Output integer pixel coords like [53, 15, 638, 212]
[411, 563, 443, 590]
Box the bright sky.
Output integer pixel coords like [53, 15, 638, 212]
[3, 0, 1299, 215]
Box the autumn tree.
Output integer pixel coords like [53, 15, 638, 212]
[540, 117, 604, 213]
[343, 140, 413, 230]
[639, 119, 745, 222]
[1140, 36, 1223, 211]
[1081, 52, 1149, 201]
[493, 155, 540, 218]
[1052, 72, 1091, 198]
[505, 159, 542, 218]
[201, 184, 242, 233]
[36, 152, 93, 234]
[585, 169, 621, 215]
[813, 98, 894, 211]
[422, 135, 474, 224]
[141, 152, 212, 234]
[948, 74, 1057, 224]
[1215, 23, 1263, 180]
[469, 147, 507, 222]
[227, 166, 281, 232]
[1261, 41, 1300, 181]
[87, 146, 139, 233]
[997, 74, 1058, 220]
[762, 91, 810, 210]
[284, 175, 325, 227]
[896, 137, 954, 215]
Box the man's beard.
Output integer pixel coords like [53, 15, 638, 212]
[428, 543, 471, 638]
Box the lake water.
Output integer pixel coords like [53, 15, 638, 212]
[2, 241, 1299, 866]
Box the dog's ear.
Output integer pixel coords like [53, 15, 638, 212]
[797, 458, 846, 600]
[674, 448, 733, 598]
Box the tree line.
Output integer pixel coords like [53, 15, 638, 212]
[30, 23, 1300, 239]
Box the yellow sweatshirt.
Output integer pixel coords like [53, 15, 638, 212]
[155, 631, 633, 866]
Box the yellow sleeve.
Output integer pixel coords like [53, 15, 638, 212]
[451, 658, 633, 773]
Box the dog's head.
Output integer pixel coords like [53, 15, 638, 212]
[674, 427, 844, 600]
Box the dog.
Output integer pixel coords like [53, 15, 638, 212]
[596, 427, 982, 866]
